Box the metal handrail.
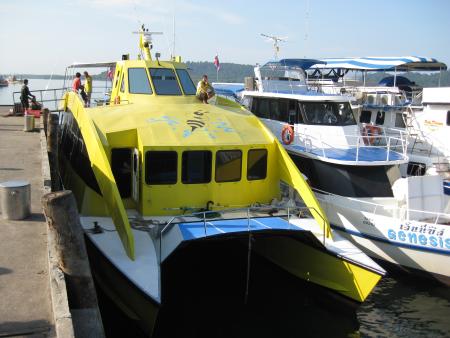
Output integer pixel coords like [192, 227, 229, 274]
[158, 205, 327, 260]
[313, 187, 450, 224]
[296, 126, 408, 162]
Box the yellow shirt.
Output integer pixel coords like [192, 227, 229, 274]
[84, 75, 93, 93]
[196, 80, 209, 95]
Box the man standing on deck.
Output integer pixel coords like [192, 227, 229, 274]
[20, 79, 35, 113]
[83, 71, 93, 107]
[72, 72, 88, 105]
[196, 75, 215, 104]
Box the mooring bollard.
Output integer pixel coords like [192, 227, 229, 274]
[47, 113, 61, 191]
[42, 190, 105, 338]
[0, 180, 31, 220]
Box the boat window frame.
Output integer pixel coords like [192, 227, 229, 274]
[145, 150, 178, 185]
[128, 67, 153, 95]
[215, 150, 242, 183]
[181, 150, 212, 184]
[247, 149, 268, 181]
[148, 67, 182, 96]
[299, 101, 357, 126]
[175, 69, 197, 96]
[446, 111, 450, 126]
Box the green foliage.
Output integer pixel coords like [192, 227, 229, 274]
[366, 71, 450, 87]
[185, 61, 255, 83]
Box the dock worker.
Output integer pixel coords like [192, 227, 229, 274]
[20, 79, 35, 112]
[196, 75, 215, 104]
[83, 71, 93, 107]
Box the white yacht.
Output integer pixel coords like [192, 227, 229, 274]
[308, 57, 449, 194]
[237, 59, 450, 284]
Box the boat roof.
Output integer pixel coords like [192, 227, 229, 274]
[67, 62, 117, 68]
[263, 58, 326, 70]
[311, 56, 447, 71]
[88, 98, 274, 147]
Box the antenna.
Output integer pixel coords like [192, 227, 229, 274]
[132, 24, 163, 61]
[304, 0, 310, 58]
[261, 33, 287, 60]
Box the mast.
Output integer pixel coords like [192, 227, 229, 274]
[261, 33, 287, 60]
[133, 25, 163, 61]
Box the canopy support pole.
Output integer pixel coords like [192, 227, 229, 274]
[394, 67, 397, 87]
[438, 67, 442, 87]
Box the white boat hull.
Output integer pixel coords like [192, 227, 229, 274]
[316, 194, 450, 284]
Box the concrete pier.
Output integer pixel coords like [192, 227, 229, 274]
[0, 108, 55, 337]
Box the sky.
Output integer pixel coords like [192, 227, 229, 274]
[1, 0, 450, 74]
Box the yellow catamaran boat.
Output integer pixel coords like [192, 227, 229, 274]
[58, 27, 384, 334]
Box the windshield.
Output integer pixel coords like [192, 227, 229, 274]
[149, 68, 182, 95]
[301, 102, 356, 126]
[176, 69, 196, 95]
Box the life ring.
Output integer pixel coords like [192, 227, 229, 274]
[281, 124, 294, 145]
[362, 125, 381, 145]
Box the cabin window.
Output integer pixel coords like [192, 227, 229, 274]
[394, 113, 406, 128]
[447, 111, 450, 126]
[247, 149, 267, 180]
[128, 68, 153, 94]
[254, 98, 270, 119]
[182, 151, 212, 184]
[176, 69, 196, 95]
[359, 110, 372, 124]
[149, 68, 182, 95]
[215, 150, 242, 182]
[302, 102, 355, 126]
[375, 111, 385, 125]
[145, 151, 177, 184]
[111, 148, 132, 198]
[120, 75, 125, 93]
[289, 100, 302, 124]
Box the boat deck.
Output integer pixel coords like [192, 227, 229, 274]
[289, 144, 405, 163]
[0, 111, 54, 337]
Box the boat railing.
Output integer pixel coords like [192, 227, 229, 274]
[297, 126, 408, 162]
[13, 85, 113, 112]
[313, 187, 450, 225]
[158, 205, 327, 260]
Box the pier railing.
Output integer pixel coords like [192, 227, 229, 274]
[13, 85, 112, 112]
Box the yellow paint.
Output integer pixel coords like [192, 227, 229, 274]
[254, 236, 381, 302]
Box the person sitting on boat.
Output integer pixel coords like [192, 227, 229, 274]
[83, 71, 93, 107]
[196, 75, 215, 104]
[20, 79, 35, 112]
[73, 72, 88, 105]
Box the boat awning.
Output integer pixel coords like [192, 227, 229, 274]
[263, 59, 326, 70]
[67, 62, 116, 69]
[311, 57, 447, 71]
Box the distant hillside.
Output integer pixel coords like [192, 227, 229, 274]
[4, 63, 449, 86]
[186, 61, 254, 83]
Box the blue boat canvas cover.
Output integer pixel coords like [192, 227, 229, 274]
[311, 56, 447, 71]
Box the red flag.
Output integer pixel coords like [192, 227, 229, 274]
[214, 54, 220, 71]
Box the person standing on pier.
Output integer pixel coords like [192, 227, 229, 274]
[83, 71, 92, 107]
[20, 79, 35, 112]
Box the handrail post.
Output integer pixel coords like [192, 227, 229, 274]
[386, 137, 391, 161]
[203, 212, 207, 237]
[356, 136, 360, 162]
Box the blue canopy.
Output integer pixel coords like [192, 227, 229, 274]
[311, 56, 447, 71]
[263, 59, 326, 70]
